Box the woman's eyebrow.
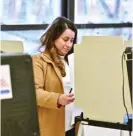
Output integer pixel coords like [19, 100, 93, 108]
[63, 36, 74, 39]
[62, 36, 69, 38]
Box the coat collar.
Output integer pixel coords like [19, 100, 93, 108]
[40, 50, 53, 62]
[40, 51, 63, 86]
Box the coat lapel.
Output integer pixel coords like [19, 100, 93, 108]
[40, 52, 63, 86]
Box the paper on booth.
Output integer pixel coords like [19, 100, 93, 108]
[0, 65, 13, 100]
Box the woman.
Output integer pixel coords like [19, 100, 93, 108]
[32, 16, 77, 136]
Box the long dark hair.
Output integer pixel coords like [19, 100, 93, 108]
[40, 16, 77, 77]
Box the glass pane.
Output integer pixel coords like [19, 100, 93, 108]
[77, 28, 132, 43]
[1, 30, 45, 54]
[0, 0, 61, 24]
[75, 0, 133, 24]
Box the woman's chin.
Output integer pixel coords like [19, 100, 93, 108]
[63, 50, 70, 55]
[58, 50, 69, 56]
[60, 51, 68, 56]
[59, 53, 65, 56]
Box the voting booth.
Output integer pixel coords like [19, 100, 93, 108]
[74, 36, 132, 136]
[0, 40, 24, 53]
[0, 53, 40, 136]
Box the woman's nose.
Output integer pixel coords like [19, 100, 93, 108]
[66, 41, 72, 47]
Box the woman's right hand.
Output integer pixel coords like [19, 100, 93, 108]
[58, 93, 75, 106]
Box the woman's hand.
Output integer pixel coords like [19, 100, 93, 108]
[58, 93, 75, 106]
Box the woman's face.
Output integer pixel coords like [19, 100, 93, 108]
[54, 28, 75, 56]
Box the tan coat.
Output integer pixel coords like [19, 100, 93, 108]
[32, 52, 65, 136]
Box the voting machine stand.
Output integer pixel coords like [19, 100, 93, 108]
[75, 112, 132, 132]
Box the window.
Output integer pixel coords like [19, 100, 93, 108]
[75, 0, 132, 24]
[1, 0, 61, 24]
[1, 0, 132, 54]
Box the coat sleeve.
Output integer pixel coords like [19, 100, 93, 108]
[32, 55, 61, 109]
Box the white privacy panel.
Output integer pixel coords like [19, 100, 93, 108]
[74, 36, 132, 123]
